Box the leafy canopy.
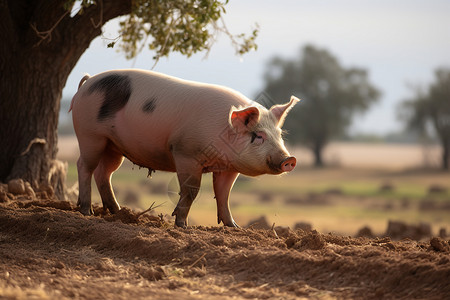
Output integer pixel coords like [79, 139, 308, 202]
[67, 0, 258, 61]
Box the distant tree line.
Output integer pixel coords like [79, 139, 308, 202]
[259, 45, 449, 170]
[259, 45, 380, 167]
[399, 69, 450, 170]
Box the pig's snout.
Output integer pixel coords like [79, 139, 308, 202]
[280, 157, 296, 172]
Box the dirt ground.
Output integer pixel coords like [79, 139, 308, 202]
[0, 194, 449, 300]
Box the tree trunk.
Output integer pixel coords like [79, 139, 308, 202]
[312, 142, 324, 167]
[1, 53, 66, 198]
[442, 140, 449, 170]
[0, 0, 131, 199]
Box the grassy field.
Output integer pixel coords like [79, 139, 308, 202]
[59, 136, 450, 236]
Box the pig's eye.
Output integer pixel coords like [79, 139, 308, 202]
[251, 131, 265, 145]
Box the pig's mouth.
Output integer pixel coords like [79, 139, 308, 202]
[266, 156, 297, 174]
[266, 156, 285, 174]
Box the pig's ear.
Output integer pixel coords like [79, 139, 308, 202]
[229, 106, 260, 132]
[270, 96, 300, 127]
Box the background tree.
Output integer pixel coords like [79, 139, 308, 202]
[259, 45, 380, 167]
[399, 68, 450, 170]
[0, 0, 257, 199]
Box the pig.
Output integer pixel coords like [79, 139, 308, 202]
[69, 69, 299, 228]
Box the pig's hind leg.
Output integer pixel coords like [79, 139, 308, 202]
[77, 137, 108, 215]
[93, 144, 123, 214]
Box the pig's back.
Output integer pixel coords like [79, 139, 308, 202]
[76, 69, 251, 170]
[120, 68, 251, 140]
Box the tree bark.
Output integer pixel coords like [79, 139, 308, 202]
[0, 0, 131, 199]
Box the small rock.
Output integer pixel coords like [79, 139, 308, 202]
[24, 182, 36, 199]
[8, 179, 25, 195]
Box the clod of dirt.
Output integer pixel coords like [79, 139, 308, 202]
[38, 183, 55, 199]
[246, 216, 270, 229]
[356, 226, 375, 238]
[298, 230, 327, 250]
[274, 226, 292, 238]
[183, 266, 207, 278]
[294, 222, 312, 232]
[385, 220, 431, 240]
[104, 207, 140, 223]
[324, 187, 343, 195]
[8, 179, 25, 195]
[103, 206, 163, 226]
[123, 190, 139, 205]
[258, 191, 274, 203]
[286, 230, 327, 251]
[379, 182, 395, 193]
[17, 200, 75, 211]
[429, 237, 450, 252]
[428, 184, 448, 195]
[137, 266, 166, 281]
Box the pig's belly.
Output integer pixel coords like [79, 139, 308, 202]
[108, 135, 177, 172]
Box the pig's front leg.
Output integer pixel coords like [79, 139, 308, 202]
[213, 171, 240, 227]
[171, 156, 202, 228]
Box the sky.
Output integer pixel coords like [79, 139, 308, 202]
[62, 0, 450, 135]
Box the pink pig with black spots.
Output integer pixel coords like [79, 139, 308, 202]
[70, 69, 299, 228]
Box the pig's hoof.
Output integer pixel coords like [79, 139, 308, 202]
[104, 203, 120, 214]
[225, 220, 240, 228]
[219, 217, 240, 228]
[174, 219, 187, 229]
[79, 206, 94, 216]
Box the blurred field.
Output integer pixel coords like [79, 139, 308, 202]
[58, 136, 449, 236]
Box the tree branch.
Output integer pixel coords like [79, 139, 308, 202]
[30, 9, 70, 46]
[90, 0, 104, 29]
[64, 0, 131, 47]
[26, 0, 67, 45]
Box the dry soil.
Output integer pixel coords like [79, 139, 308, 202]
[0, 196, 449, 299]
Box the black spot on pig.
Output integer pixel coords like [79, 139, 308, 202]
[88, 74, 132, 121]
[142, 97, 157, 113]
